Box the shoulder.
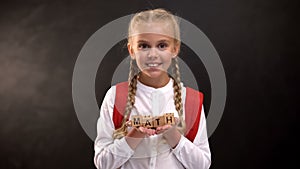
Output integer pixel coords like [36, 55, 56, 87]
[184, 86, 203, 95]
[106, 81, 128, 103]
[101, 85, 116, 106]
[181, 83, 204, 103]
[114, 81, 128, 91]
[180, 82, 203, 94]
[107, 81, 127, 94]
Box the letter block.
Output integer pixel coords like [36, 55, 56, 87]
[131, 115, 142, 127]
[153, 116, 165, 128]
[142, 115, 153, 128]
[130, 113, 175, 128]
[164, 113, 175, 125]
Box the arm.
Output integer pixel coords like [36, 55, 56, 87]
[172, 106, 211, 169]
[94, 86, 134, 169]
[157, 106, 211, 169]
[94, 86, 157, 169]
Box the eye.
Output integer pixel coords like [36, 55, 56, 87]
[157, 43, 168, 50]
[137, 43, 150, 50]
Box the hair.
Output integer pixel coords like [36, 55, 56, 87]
[113, 8, 185, 139]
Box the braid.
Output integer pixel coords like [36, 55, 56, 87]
[171, 58, 186, 134]
[113, 59, 138, 139]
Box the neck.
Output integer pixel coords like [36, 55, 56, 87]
[138, 73, 170, 88]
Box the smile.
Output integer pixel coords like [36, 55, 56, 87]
[146, 63, 162, 67]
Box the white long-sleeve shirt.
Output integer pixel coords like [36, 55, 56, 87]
[94, 79, 211, 169]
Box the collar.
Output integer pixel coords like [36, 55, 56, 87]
[136, 78, 174, 93]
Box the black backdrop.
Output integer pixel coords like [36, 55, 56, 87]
[0, 0, 298, 169]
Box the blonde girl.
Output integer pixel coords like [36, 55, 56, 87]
[94, 8, 211, 169]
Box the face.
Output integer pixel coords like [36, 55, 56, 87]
[128, 22, 180, 81]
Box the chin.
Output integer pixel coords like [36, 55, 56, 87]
[143, 69, 167, 79]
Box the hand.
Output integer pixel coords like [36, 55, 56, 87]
[126, 121, 156, 137]
[155, 118, 181, 148]
[125, 126, 155, 150]
[137, 127, 156, 136]
[155, 117, 179, 134]
[155, 124, 173, 134]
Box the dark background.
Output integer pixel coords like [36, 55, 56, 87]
[0, 0, 298, 168]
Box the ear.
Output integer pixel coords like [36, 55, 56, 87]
[172, 42, 180, 58]
[127, 43, 135, 59]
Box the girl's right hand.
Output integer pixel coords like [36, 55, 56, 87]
[126, 126, 156, 138]
[125, 120, 156, 137]
[125, 126, 155, 150]
[137, 126, 156, 136]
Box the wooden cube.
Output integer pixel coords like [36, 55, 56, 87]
[142, 115, 153, 128]
[153, 116, 165, 128]
[131, 115, 142, 127]
[164, 113, 175, 125]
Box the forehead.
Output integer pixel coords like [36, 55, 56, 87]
[130, 21, 176, 40]
[131, 33, 173, 44]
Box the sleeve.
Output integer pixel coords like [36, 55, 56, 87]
[94, 86, 135, 169]
[172, 105, 211, 169]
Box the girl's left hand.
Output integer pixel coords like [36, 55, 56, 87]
[155, 118, 181, 148]
[155, 117, 179, 134]
[155, 124, 173, 134]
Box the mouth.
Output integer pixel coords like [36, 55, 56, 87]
[146, 63, 162, 67]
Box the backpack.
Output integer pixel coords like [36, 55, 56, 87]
[112, 82, 203, 142]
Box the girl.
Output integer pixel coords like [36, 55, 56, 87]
[94, 8, 211, 169]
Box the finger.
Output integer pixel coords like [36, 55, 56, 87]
[145, 128, 156, 136]
[149, 130, 156, 135]
[156, 130, 164, 134]
[138, 127, 155, 136]
[162, 125, 172, 130]
[156, 125, 172, 134]
[125, 121, 132, 127]
[138, 127, 146, 133]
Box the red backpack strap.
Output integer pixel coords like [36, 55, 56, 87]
[112, 82, 204, 143]
[184, 87, 204, 142]
[113, 82, 128, 129]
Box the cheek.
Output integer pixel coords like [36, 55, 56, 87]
[134, 55, 146, 69]
[158, 51, 174, 61]
[135, 52, 146, 61]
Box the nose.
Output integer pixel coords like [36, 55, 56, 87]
[148, 47, 158, 59]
